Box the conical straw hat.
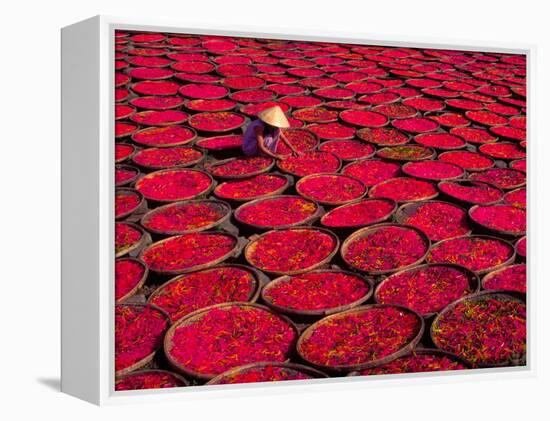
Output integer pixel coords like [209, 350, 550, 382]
[257, 106, 290, 128]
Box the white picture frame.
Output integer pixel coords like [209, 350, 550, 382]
[61, 15, 534, 406]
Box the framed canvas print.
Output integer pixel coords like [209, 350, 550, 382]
[61, 15, 531, 405]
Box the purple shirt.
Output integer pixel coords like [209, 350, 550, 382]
[242, 119, 281, 156]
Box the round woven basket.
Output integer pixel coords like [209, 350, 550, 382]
[340, 223, 431, 276]
[139, 231, 247, 276]
[115, 222, 150, 259]
[205, 157, 275, 180]
[468, 204, 526, 237]
[234, 195, 323, 231]
[213, 174, 293, 203]
[140, 199, 232, 235]
[244, 227, 340, 276]
[115, 257, 149, 303]
[295, 173, 367, 206]
[437, 179, 504, 207]
[115, 303, 171, 377]
[394, 200, 472, 239]
[135, 168, 215, 204]
[296, 304, 425, 372]
[164, 302, 299, 380]
[427, 234, 516, 275]
[319, 198, 397, 231]
[115, 188, 145, 220]
[147, 263, 269, 315]
[430, 291, 526, 368]
[261, 268, 374, 317]
[373, 263, 480, 318]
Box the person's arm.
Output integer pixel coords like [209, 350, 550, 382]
[279, 131, 302, 156]
[255, 126, 281, 159]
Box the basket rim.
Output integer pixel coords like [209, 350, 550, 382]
[163, 302, 299, 380]
[261, 268, 374, 317]
[340, 222, 431, 275]
[296, 303, 425, 372]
